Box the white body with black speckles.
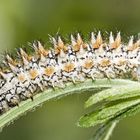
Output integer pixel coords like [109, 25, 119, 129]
[0, 32, 140, 114]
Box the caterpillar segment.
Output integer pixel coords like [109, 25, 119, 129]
[0, 32, 140, 114]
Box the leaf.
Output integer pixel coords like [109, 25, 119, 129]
[92, 100, 140, 140]
[85, 83, 140, 108]
[0, 79, 132, 130]
[78, 79, 140, 140]
[110, 100, 140, 122]
[78, 98, 140, 127]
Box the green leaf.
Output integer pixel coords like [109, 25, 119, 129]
[85, 83, 140, 108]
[92, 100, 140, 140]
[78, 98, 140, 127]
[110, 100, 140, 122]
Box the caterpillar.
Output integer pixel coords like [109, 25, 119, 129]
[0, 31, 140, 115]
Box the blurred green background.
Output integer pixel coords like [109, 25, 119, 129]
[0, 0, 140, 140]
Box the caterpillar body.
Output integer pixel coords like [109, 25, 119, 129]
[0, 31, 140, 115]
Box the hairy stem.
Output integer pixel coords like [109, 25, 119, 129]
[0, 79, 137, 130]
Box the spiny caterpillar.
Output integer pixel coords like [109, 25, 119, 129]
[0, 31, 140, 115]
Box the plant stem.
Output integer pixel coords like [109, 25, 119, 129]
[0, 79, 137, 130]
[103, 121, 118, 140]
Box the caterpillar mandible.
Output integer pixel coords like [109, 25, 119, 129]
[0, 31, 140, 115]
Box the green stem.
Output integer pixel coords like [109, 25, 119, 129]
[0, 79, 137, 130]
[92, 120, 118, 140]
[103, 121, 118, 140]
